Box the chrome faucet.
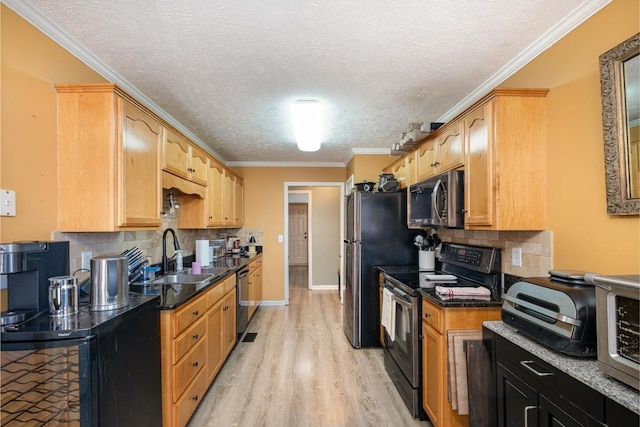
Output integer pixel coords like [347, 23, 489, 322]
[162, 228, 181, 274]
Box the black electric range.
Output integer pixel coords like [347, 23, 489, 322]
[379, 242, 505, 307]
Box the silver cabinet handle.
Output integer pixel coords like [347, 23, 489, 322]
[520, 360, 553, 376]
[524, 405, 537, 427]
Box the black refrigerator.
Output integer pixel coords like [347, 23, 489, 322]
[343, 190, 418, 348]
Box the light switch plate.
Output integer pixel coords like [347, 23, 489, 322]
[512, 247, 522, 267]
[278, 234, 283, 243]
[0, 189, 16, 216]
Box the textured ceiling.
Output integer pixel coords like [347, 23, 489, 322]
[12, 0, 606, 165]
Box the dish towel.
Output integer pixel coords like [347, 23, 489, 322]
[435, 286, 491, 297]
[381, 288, 396, 341]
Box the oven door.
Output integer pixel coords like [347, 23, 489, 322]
[1, 336, 97, 426]
[384, 284, 420, 387]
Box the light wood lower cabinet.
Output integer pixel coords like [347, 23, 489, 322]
[248, 258, 262, 320]
[161, 275, 237, 427]
[421, 298, 501, 427]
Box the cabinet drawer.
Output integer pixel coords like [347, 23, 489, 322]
[422, 300, 442, 333]
[174, 296, 207, 337]
[174, 316, 206, 363]
[224, 274, 236, 293]
[495, 334, 605, 422]
[206, 282, 225, 309]
[173, 337, 206, 402]
[175, 368, 208, 427]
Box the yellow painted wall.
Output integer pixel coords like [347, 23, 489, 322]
[0, 5, 106, 242]
[346, 154, 393, 185]
[231, 167, 345, 301]
[502, 0, 639, 273]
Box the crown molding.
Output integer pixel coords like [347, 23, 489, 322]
[2, 0, 227, 164]
[438, 0, 612, 123]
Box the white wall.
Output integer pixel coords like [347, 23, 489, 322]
[310, 187, 341, 287]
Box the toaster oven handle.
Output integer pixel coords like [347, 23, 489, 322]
[502, 294, 583, 327]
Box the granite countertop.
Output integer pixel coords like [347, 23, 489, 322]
[376, 265, 503, 308]
[484, 320, 640, 414]
[131, 253, 262, 310]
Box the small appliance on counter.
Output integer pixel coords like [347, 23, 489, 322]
[501, 270, 597, 357]
[584, 273, 640, 390]
[89, 254, 130, 311]
[1, 241, 162, 427]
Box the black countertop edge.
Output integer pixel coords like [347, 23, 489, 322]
[132, 253, 262, 310]
[484, 320, 640, 414]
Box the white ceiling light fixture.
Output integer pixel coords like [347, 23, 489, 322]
[291, 100, 322, 152]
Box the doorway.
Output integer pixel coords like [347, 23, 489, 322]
[288, 203, 308, 265]
[284, 182, 344, 305]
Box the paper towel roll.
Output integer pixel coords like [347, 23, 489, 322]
[195, 240, 210, 267]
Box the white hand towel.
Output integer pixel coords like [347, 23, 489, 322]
[381, 288, 396, 341]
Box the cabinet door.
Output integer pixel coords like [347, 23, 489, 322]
[233, 178, 244, 226]
[464, 102, 494, 227]
[435, 122, 464, 172]
[539, 395, 585, 427]
[422, 322, 442, 425]
[207, 162, 225, 226]
[164, 130, 190, 180]
[119, 100, 162, 227]
[416, 140, 437, 181]
[223, 173, 234, 225]
[207, 300, 224, 383]
[392, 159, 407, 189]
[496, 362, 538, 427]
[222, 289, 237, 357]
[406, 153, 417, 187]
[189, 146, 208, 186]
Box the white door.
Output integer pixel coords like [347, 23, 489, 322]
[288, 203, 308, 265]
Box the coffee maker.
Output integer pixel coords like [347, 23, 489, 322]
[0, 241, 69, 326]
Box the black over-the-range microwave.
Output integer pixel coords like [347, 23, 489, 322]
[408, 169, 464, 229]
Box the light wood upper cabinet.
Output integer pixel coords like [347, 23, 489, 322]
[463, 89, 548, 230]
[207, 161, 225, 227]
[406, 152, 417, 187]
[416, 140, 437, 180]
[233, 178, 244, 226]
[163, 130, 208, 186]
[416, 123, 463, 181]
[56, 84, 162, 231]
[177, 161, 244, 230]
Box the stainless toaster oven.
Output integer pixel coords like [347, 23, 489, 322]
[584, 273, 640, 390]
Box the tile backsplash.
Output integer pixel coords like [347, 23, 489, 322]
[52, 216, 263, 273]
[433, 229, 553, 278]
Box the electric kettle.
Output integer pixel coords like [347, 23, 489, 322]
[89, 254, 129, 311]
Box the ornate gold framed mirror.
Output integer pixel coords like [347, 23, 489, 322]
[599, 33, 639, 215]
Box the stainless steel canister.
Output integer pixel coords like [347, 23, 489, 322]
[48, 275, 79, 317]
[90, 254, 129, 311]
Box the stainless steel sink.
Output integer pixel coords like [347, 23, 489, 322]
[149, 274, 213, 285]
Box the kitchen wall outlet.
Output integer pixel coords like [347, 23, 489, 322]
[0, 189, 16, 216]
[511, 247, 522, 267]
[278, 234, 283, 243]
[81, 251, 93, 270]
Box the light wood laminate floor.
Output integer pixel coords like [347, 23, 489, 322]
[188, 284, 431, 426]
